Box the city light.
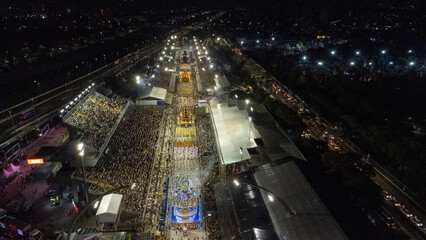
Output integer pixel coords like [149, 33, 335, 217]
[256, 40, 260, 43]
[350, 61, 355, 66]
[381, 50, 386, 54]
[245, 99, 250, 104]
[409, 62, 415, 66]
[27, 158, 44, 164]
[408, 49, 412, 53]
[355, 51, 360, 55]
[77, 143, 84, 151]
[331, 50, 336, 55]
[93, 200, 99, 209]
[272, 37, 275, 41]
[233, 180, 240, 186]
[217, 37, 220, 41]
[317, 61, 323, 66]
[302, 56, 307, 60]
[159, 57, 163, 61]
[240, 41, 244, 45]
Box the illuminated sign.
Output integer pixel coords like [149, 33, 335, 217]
[27, 158, 44, 164]
[72, 198, 79, 214]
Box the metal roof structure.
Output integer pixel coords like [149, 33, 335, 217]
[137, 86, 172, 105]
[253, 160, 348, 240]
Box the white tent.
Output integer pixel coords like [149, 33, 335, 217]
[96, 194, 123, 223]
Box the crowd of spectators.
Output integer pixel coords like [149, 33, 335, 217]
[65, 92, 126, 149]
[74, 104, 164, 216]
[196, 113, 217, 169]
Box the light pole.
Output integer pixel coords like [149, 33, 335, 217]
[239, 147, 243, 162]
[8, 110, 14, 127]
[77, 143, 89, 204]
[136, 75, 141, 99]
[248, 117, 252, 145]
[233, 179, 296, 216]
[34, 81, 41, 95]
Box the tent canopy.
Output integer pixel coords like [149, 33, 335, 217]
[96, 194, 123, 223]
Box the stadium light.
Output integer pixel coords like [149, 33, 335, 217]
[245, 99, 250, 104]
[409, 62, 415, 66]
[302, 56, 307, 60]
[330, 50, 336, 55]
[272, 37, 275, 41]
[350, 61, 355, 66]
[268, 195, 274, 202]
[381, 50, 386, 54]
[355, 51, 360, 55]
[256, 40, 260, 43]
[317, 61, 323, 66]
[408, 49, 412, 53]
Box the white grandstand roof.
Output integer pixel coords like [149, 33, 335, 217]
[138, 86, 168, 101]
[210, 99, 260, 165]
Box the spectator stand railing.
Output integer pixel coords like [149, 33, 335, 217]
[95, 100, 131, 162]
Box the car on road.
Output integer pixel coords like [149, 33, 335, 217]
[399, 207, 413, 218]
[22, 200, 34, 212]
[45, 188, 57, 197]
[5, 200, 21, 213]
[410, 216, 423, 227]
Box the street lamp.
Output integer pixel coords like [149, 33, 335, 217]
[330, 50, 336, 55]
[350, 61, 355, 66]
[355, 51, 360, 55]
[245, 99, 250, 105]
[381, 50, 386, 54]
[77, 143, 89, 204]
[302, 56, 307, 61]
[317, 61, 323, 66]
[248, 116, 252, 142]
[34, 81, 41, 95]
[409, 61, 415, 66]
